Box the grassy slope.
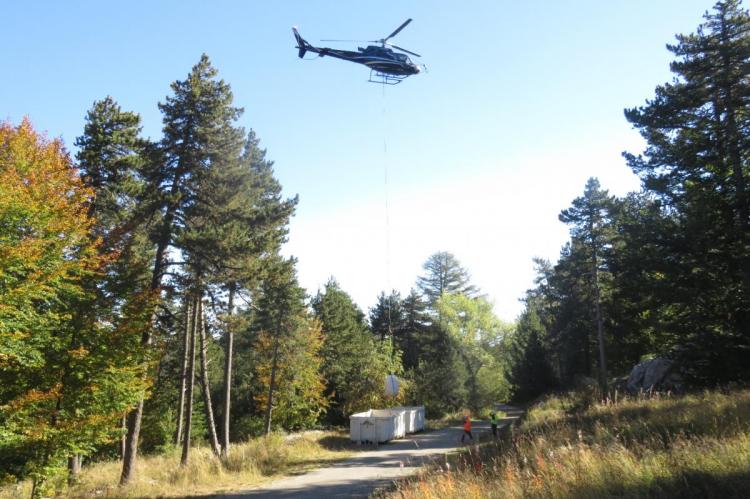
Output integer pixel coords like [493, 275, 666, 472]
[389, 389, 750, 498]
[0, 431, 354, 498]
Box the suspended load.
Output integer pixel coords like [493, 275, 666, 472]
[385, 374, 400, 397]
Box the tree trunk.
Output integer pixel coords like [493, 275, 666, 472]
[120, 218, 172, 484]
[221, 287, 235, 458]
[198, 298, 221, 456]
[120, 413, 126, 460]
[264, 326, 281, 436]
[67, 455, 82, 484]
[593, 254, 608, 394]
[175, 300, 192, 445]
[181, 294, 198, 466]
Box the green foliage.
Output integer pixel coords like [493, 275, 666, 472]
[312, 279, 402, 423]
[507, 294, 555, 401]
[75, 96, 145, 240]
[434, 293, 511, 412]
[397, 290, 431, 370]
[406, 252, 512, 417]
[505, 2, 750, 394]
[622, 0, 750, 383]
[411, 346, 468, 417]
[251, 258, 328, 431]
[369, 290, 404, 342]
[0, 120, 148, 492]
[417, 251, 478, 307]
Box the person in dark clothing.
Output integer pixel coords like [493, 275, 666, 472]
[490, 412, 498, 438]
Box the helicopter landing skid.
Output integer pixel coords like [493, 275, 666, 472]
[368, 70, 407, 85]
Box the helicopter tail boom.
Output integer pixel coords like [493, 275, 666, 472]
[292, 27, 311, 58]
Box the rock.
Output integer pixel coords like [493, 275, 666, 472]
[573, 375, 599, 390]
[626, 357, 683, 393]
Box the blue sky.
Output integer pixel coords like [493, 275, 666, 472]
[2, 0, 717, 320]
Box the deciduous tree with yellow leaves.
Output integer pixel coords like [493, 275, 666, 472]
[0, 120, 148, 497]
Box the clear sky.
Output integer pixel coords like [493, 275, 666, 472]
[2, 0, 717, 321]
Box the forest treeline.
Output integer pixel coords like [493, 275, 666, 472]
[509, 0, 750, 400]
[0, 56, 511, 495]
[2, 1, 750, 497]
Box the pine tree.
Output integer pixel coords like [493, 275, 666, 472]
[312, 279, 400, 422]
[559, 178, 615, 393]
[417, 252, 478, 307]
[606, 193, 678, 370]
[210, 130, 297, 454]
[369, 291, 404, 342]
[122, 53, 246, 480]
[70, 97, 152, 480]
[75, 97, 145, 240]
[397, 290, 430, 370]
[623, 0, 750, 382]
[508, 294, 556, 401]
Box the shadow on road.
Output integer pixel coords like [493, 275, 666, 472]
[212, 406, 522, 499]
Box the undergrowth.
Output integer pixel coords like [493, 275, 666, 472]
[0, 431, 354, 498]
[389, 388, 750, 498]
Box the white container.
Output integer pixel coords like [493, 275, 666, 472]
[395, 406, 416, 433]
[349, 406, 425, 443]
[415, 406, 425, 431]
[374, 408, 406, 438]
[350, 408, 410, 443]
[391, 406, 425, 433]
[349, 410, 371, 442]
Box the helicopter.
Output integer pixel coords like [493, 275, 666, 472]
[292, 19, 423, 84]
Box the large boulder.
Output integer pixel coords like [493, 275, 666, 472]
[626, 357, 683, 393]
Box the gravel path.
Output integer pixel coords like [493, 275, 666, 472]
[218, 405, 522, 499]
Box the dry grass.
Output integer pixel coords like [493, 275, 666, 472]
[389, 388, 750, 498]
[0, 431, 355, 498]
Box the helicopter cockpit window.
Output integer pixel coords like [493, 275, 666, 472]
[395, 53, 408, 61]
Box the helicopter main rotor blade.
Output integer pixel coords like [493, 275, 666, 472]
[384, 18, 412, 42]
[320, 39, 369, 42]
[388, 43, 421, 57]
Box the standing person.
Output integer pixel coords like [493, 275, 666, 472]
[490, 412, 498, 438]
[461, 414, 473, 443]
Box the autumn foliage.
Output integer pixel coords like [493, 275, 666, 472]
[0, 120, 146, 492]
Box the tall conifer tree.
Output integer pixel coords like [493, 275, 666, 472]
[624, 0, 750, 382]
[559, 178, 615, 393]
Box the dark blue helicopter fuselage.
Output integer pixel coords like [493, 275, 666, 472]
[317, 46, 420, 76]
[293, 28, 420, 77]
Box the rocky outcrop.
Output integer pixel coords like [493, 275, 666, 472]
[626, 357, 683, 393]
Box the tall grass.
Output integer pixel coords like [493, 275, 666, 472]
[390, 389, 750, 498]
[0, 431, 354, 498]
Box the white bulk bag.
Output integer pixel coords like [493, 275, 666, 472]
[385, 374, 399, 397]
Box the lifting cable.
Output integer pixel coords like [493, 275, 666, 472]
[381, 82, 396, 374]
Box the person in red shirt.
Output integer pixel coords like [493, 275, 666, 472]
[461, 414, 473, 443]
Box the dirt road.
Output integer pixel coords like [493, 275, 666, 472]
[219, 405, 521, 499]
